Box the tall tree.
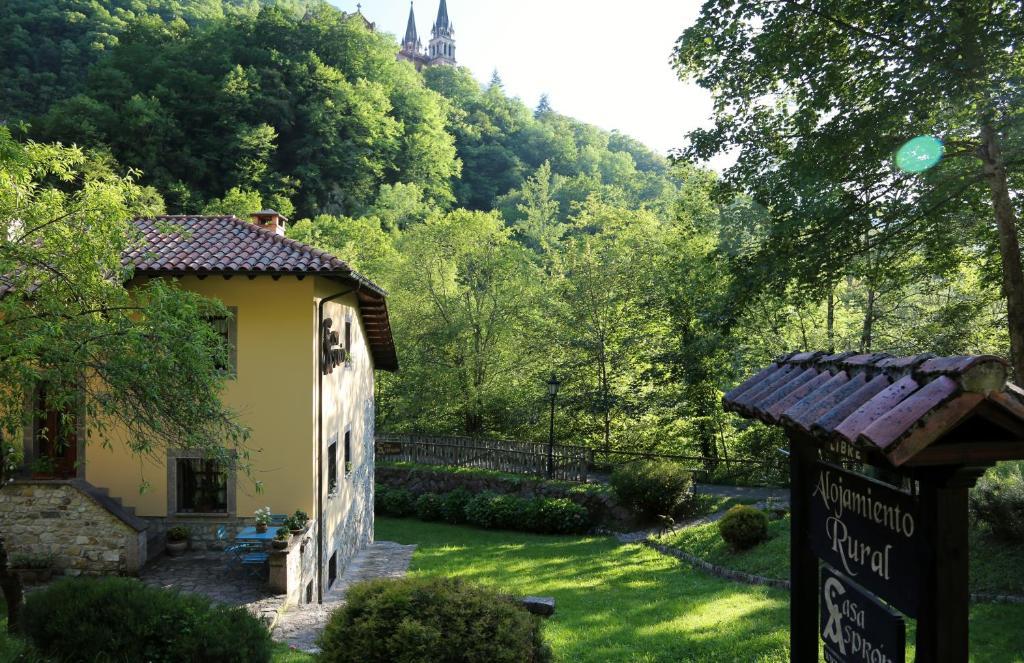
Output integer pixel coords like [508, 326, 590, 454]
[676, 0, 1024, 375]
[0, 129, 251, 624]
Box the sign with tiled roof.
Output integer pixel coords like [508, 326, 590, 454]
[724, 350, 1024, 663]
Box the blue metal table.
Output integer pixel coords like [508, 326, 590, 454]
[235, 527, 277, 543]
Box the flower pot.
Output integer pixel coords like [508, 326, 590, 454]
[165, 539, 188, 556]
[289, 527, 304, 536]
[272, 539, 289, 550]
[256, 523, 268, 534]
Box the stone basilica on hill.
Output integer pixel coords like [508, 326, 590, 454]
[397, 0, 456, 70]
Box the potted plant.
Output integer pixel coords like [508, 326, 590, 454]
[254, 506, 272, 533]
[165, 526, 190, 556]
[10, 553, 55, 584]
[288, 510, 309, 535]
[30, 456, 56, 478]
[272, 526, 291, 550]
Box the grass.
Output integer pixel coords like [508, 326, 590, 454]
[661, 515, 1024, 596]
[378, 517, 1024, 662]
[378, 517, 792, 662]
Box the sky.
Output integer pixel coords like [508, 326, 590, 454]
[329, 0, 723, 166]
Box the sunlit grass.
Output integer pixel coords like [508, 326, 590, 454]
[378, 517, 1024, 662]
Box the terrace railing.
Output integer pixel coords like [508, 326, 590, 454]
[374, 433, 591, 481]
[375, 433, 784, 486]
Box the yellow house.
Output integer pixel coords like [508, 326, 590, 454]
[5, 210, 396, 605]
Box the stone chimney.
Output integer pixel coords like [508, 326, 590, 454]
[250, 209, 288, 236]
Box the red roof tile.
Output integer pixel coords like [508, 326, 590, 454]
[126, 216, 398, 371]
[723, 351, 1019, 466]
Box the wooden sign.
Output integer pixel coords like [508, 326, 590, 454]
[809, 462, 923, 617]
[377, 442, 402, 455]
[820, 565, 906, 663]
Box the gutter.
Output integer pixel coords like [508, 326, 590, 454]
[316, 286, 355, 603]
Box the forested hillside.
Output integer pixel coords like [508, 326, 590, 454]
[2, 0, 1012, 467]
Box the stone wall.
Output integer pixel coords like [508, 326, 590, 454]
[144, 516, 258, 556]
[269, 525, 317, 606]
[376, 466, 635, 529]
[0, 480, 147, 576]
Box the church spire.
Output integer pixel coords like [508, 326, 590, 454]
[403, 2, 420, 50]
[432, 0, 452, 38]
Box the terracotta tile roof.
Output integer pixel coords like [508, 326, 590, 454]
[126, 215, 397, 371]
[723, 351, 1023, 466]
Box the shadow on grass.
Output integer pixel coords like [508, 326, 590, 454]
[378, 518, 1024, 663]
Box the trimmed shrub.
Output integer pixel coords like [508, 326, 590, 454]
[415, 492, 444, 521]
[465, 492, 523, 530]
[717, 505, 769, 551]
[376, 486, 416, 517]
[318, 577, 552, 663]
[609, 460, 695, 519]
[21, 577, 271, 663]
[524, 497, 590, 534]
[970, 462, 1024, 543]
[464, 492, 592, 534]
[440, 487, 472, 524]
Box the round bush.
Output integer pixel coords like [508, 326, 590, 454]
[415, 492, 444, 521]
[376, 485, 416, 517]
[318, 577, 552, 663]
[970, 462, 1024, 542]
[21, 577, 271, 663]
[717, 505, 769, 551]
[609, 460, 695, 519]
[440, 487, 472, 524]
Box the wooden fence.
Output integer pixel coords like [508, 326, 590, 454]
[374, 433, 592, 482]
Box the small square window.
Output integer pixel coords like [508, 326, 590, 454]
[305, 580, 314, 604]
[328, 551, 337, 588]
[176, 458, 227, 514]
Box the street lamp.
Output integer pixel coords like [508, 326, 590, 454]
[546, 373, 560, 479]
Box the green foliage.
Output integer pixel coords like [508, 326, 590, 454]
[0, 129, 248, 482]
[21, 577, 272, 662]
[318, 576, 552, 663]
[28, 4, 458, 218]
[610, 461, 696, 519]
[970, 462, 1024, 543]
[166, 526, 190, 542]
[414, 492, 444, 521]
[375, 486, 416, 517]
[440, 487, 472, 524]
[463, 492, 591, 534]
[717, 505, 769, 552]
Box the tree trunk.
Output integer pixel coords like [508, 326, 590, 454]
[827, 289, 835, 354]
[980, 124, 1024, 380]
[860, 288, 875, 353]
[0, 535, 23, 633]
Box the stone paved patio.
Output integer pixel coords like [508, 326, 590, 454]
[272, 540, 417, 653]
[139, 552, 285, 626]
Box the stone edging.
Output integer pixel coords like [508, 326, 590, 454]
[643, 540, 1024, 605]
[643, 540, 790, 591]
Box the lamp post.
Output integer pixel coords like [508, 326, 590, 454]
[546, 373, 560, 479]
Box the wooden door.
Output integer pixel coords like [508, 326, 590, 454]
[34, 390, 78, 479]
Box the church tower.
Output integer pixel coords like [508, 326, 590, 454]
[427, 0, 456, 66]
[399, 2, 423, 62]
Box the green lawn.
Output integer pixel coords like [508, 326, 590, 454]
[378, 517, 1024, 662]
[661, 515, 1024, 596]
